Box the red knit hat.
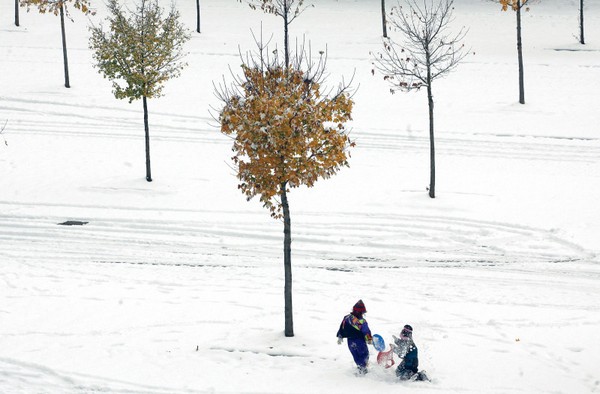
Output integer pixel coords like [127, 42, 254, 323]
[353, 299, 367, 314]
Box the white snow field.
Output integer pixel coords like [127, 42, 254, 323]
[1, 0, 600, 392]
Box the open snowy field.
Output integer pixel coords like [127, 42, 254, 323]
[1, 0, 600, 392]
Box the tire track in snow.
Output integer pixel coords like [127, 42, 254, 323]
[3, 96, 599, 161]
[0, 357, 192, 394]
[292, 212, 593, 269]
[0, 206, 281, 268]
[0, 206, 591, 272]
[1, 97, 222, 145]
[355, 129, 600, 163]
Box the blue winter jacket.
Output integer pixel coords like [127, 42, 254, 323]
[402, 346, 419, 372]
[336, 313, 373, 341]
[394, 338, 419, 373]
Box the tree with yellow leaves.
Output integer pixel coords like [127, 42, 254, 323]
[89, 0, 190, 182]
[215, 40, 355, 337]
[20, 0, 94, 88]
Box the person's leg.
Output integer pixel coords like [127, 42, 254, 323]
[348, 338, 369, 372]
[416, 371, 430, 381]
[396, 367, 414, 380]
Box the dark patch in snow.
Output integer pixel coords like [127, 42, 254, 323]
[211, 347, 311, 358]
[550, 258, 582, 263]
[323, 267, 353, 272]
[94, 260, 257, 269]
[552, 48, 600, 52]
[481, 133, 596, 142]
[58, 220, 89, 226]
[425, 259, 500, 267]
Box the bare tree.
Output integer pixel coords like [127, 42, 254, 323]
[372, 0, 467, 199]
[240, 0, 313, 67]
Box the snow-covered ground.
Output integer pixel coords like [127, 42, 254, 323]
[1, 0, 600, 392]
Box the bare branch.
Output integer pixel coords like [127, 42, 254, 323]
[372, 0, 468, 92]
[240, 0, 313, 25]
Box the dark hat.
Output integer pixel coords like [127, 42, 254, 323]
[352, 299, 367, 314]
[401, 324, 413, 338]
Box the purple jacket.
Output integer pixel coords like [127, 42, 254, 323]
[337, 313, 373, 341]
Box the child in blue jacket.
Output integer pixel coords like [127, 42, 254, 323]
[392, 324, 429, 381]
[336, 300, 373, 374]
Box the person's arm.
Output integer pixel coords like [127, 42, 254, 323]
[392, 338, 410, 358]
[361, 321, 373, 343]
[336, 318, 344, 339]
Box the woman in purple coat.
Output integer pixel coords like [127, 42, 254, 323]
[336, 300, 373, 374]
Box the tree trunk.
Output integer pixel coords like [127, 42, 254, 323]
[579, 0, 585, 45]
[516, 1, 525, 104]
[59, 4, 70, 88]
[283, 4, 289, 67]
[196, 0, 201, 33]
[15, 0, 20, 27]
[281, 183, 294, 337]
[143, 95, 152, 182]
[381, 0, 387, 38]
[427, 81, 435, 199]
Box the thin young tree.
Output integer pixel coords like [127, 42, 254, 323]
[15, 0, 20, 26]
[499, 0, 529, 104]
[215, 39, 355, 337]
[372, 0, 467, 199]
[196, 0, 200, 33]
[20, 0, 94, 88]
[89, 0, 190, 182]
[579, 0, 585, 44]
[240, 0, 313, 67]
[381, 0, 388, 37]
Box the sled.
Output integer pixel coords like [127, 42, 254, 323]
[376, 344, 395, 369]
[372, 334, 385, 352]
